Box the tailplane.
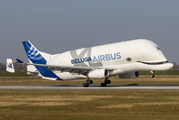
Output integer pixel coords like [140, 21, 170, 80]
[16, 59, 39, 76]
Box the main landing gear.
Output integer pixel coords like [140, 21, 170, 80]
[83, 77, 111, 87]
[101, 77, 111, 87]
[83, 79, 93, 87]
[150, 71, 155, 78]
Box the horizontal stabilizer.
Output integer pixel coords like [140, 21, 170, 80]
[16, 59, 24, 63]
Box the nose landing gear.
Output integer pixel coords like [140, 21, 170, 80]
[150, 71, 155, 78]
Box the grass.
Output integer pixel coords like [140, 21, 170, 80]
[0, 90, 179, 120]
[0, 70, 179, 77]
[140, 70, 179, 75]
[0, 72, 30, 77]
[0, 76, 179, 119]
[0, 75, 179, 85]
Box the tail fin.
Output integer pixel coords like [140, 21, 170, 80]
[22, 41, 60, 80]
[6, 59, 15, 73]
[22, 41, 51, 64]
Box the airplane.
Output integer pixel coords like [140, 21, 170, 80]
[15, 39, 173, 87]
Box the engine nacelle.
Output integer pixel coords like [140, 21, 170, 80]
[88, 69, 109, 78]
[119, 71, 139, 79]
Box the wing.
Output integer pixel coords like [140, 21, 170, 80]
[16, 59, 115, 76]
[27, 63, 93, 76]
[47, 64, 92, 76]
[27, 63, 114, 76]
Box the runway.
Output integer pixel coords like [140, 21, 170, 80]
[0, 84, 179, 90]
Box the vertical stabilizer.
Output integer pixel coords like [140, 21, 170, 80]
[6, 59, 15, 73]
[22, 41, 61, 80]
[22, 41, 51, 64]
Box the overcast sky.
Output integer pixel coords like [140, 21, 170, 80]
[0, 0, 179, 63]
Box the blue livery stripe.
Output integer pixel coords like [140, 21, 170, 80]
[22, 41, 62, 80]
[8, 63, 13, 68]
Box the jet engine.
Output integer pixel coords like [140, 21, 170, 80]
[88, 69, 109, 78]
[119, 71, 139, 79]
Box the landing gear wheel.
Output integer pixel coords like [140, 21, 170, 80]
[150, 71, 155, 78]
[89, 80, 93, 84]
[83, 79, 93, 87]
[101, 83, 107, 87]
[105, 80, 111, 84]
[86, 80, 93, 84]
[150, 74, 155, 78]
[83, 83, 89, 87]
[101, 78, 111, 87]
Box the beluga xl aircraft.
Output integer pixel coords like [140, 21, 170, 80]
[16, 39, 173, 87]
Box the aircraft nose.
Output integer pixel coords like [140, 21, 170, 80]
[164, 63, 173, 70]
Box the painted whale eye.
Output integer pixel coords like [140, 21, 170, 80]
[155, 46, 161, 50]
[126, 57, 132, 62]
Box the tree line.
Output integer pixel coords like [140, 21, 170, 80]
[171, 62, 179, 70]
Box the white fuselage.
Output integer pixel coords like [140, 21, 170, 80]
[46, 39, 173, 80]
